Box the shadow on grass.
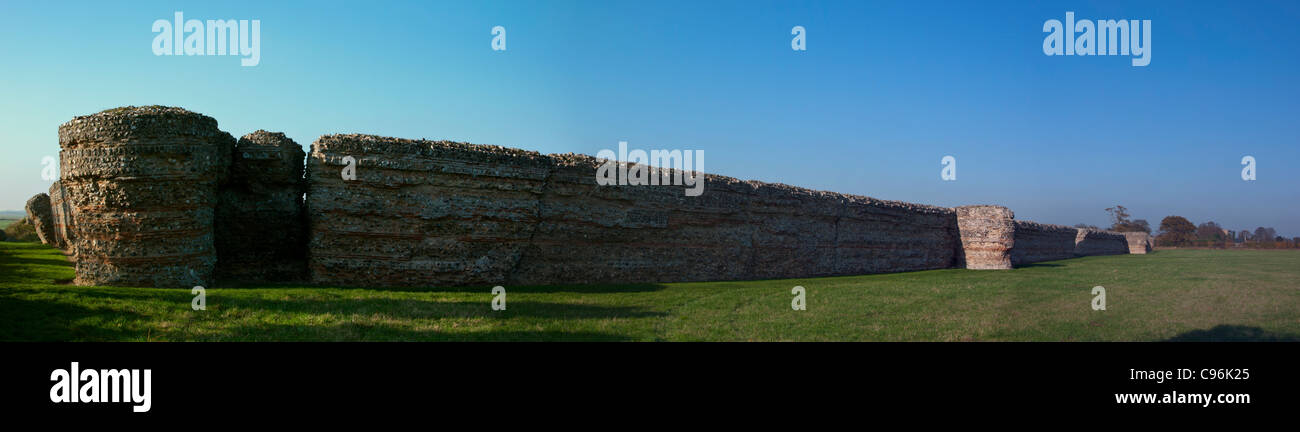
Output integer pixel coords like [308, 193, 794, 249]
[0, 256, 74, 268]
[217, 322, 634, 341]
[2, 290, 657, 341]
[217, 281, 670, 294]
[0, 295, 139, 341]
[1015, 263, 1065, 269]
[1165, 325, 1300, 342]
[34, 287, 665, 322]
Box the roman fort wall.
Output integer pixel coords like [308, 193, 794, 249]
[25, 193, 55, 247]
[214, 131, 308, 283]
[1123, 232, 1151, 254]
[47, 181, 72, 250]
[1074, 229, 1129, 257]
[57, 107, 232, 287]
[955, 207, 1134, 269]
[33, 106, 1138, 288]
[1010, 221, 1078, 266]
[954, 205, 1014, 270]
[304, 134, 960, 287]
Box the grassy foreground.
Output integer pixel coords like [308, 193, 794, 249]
[1, 241, 1297, 341]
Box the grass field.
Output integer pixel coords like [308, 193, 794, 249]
[1, 241, 1297, 341]
[0, 218, 17, 229]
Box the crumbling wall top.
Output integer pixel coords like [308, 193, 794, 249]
[58, 105, 222, 148]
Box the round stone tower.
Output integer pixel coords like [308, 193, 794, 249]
[57, 106, 233, 287]
[954, 205, 1015, 270]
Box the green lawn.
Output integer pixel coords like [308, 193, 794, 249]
[0, 218, 17, 229]
[1, 241, 1297, 341]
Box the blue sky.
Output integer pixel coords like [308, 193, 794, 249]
[2, 0, 1297, 236]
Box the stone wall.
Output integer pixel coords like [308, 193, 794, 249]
[215, 131, 308, 283]
[957, 207, 1131, 268]
[305, 134, 960, 287]
[57, 106, 232, 287]
[1123, 232, 1151, 254]
[954, 205, 1014, 270]
[24, 193, 55, 247]
[1009, 220, 1078, 266]
[47, 182, 72, 250]
[1074, 229, 1129, 257]
[38, 106, 1144, 288]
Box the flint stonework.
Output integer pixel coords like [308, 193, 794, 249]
[214, 130, 308, 283]
[48, 181, 72, 250]
[1074, 229, 1129, 257]
[57, 106, 232, 287]
[955, 205, 1015, 269]
[1123, 232, 1151, 254]
[40, 106, 1138, 288]
[25, 193, 55, 246]
[305, 134, 960, 287]
[1010, 221, 1078, 266]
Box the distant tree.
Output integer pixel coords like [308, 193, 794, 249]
[1196, 221, 1225, 242]
[1106, 205, 1131, 229]
[1106, 206, 1150, 233]
[1254, 227, 1277, 244]
[1129, 219, 1152, 233]
[1238, 229, 1253, 243]
[1157, 216, 1197, 246]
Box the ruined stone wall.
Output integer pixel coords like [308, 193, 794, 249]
[57, 106, 233, 287]
[305, 134, 960, 287]
[48, 182, 72, 250]
[40, 107, 1145, 288]
[1009, 220, 1077, 266]
[1074, 229, 1129, 257]
[1123, 232, 1151, 254]
[25, 193, 55, 247]
[954, 205, 1014, 270]
[215, 131, 308, 283]
[958, 209, 1130, 268]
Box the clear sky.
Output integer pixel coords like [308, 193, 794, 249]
[2, 0, 1297, 236]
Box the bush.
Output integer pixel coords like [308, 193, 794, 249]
[3, 217, 40, 242]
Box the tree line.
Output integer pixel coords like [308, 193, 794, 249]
[1076, 205, 1298, 249]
